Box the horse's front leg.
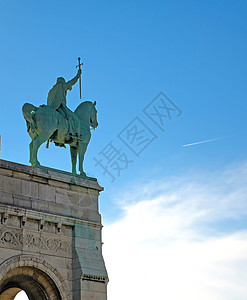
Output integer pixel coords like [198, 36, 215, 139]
[70, 146, 78, 174]
[78, 142, 88, 177]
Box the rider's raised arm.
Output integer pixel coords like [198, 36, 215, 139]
[65, 70, 81, 91]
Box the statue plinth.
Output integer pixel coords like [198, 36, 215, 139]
[0, 159, 108, 300]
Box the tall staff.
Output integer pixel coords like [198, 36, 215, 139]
[76, 57, 83, 99]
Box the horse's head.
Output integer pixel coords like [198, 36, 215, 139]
[89, 101, 98, 129]
[74, 100, 98, 129]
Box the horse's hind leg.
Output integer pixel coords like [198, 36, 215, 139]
[30, 132, 52, 167]
[70, 146, 78, 174]
[29, 131, 37, 164]
[29, 140, 34, 164]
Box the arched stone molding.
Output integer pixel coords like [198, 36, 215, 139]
[0, 287, 21, 300]
[0, 255, 70, 300]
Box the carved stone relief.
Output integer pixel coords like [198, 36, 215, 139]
[0, 227, 71, 255]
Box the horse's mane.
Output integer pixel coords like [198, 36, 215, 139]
[74, 101, 93, 115]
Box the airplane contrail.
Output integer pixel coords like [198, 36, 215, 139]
[182, 136, 226, 147]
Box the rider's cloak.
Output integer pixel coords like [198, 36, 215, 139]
[47, 75, 79, 110]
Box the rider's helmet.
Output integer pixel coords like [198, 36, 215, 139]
[56, 77, 66, 84]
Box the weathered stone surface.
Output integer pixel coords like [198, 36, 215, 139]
[0, 160, 108, 300]
[0, 159, 103, 222]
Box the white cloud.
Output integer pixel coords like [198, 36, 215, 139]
[14, 291, 28, 300]
[103, 162, 247, 300]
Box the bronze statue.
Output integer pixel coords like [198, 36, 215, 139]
[22, 60, 98, 177]
[47, 69, 82, 141]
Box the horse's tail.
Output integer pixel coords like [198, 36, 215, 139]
[22, 103, 38, 134]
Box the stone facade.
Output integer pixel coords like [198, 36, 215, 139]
[0, 160, 108, 300]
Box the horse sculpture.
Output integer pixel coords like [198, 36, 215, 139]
[22, 101, 98, 177]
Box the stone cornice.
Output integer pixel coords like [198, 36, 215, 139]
[0, 159, 103, 192]
[0, 203, 103, 229]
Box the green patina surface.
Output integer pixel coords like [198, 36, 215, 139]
[22, 67, 98, 178]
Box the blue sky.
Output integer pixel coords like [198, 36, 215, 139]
[1, 1, 247, 299]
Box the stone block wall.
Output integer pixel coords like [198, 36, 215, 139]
[0, 160, 108, 300]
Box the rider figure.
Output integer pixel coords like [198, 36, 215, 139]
[47, 69, 82, 140]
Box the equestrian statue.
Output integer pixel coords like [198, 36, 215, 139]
[22, 58, 98, 177]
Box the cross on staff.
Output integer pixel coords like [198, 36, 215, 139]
[76, 57, 83, 99]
